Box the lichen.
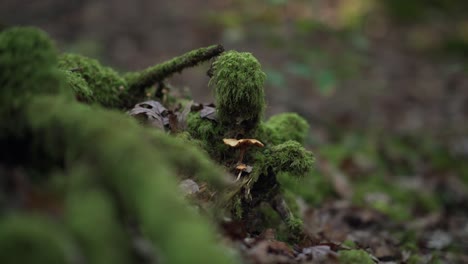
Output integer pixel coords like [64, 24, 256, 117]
[339, 249, 374, 264]
[58, 53, 127, 108]
[210, 51, 266, 132]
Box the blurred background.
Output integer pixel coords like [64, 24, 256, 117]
[2, 1, 468, 260]
[2, 0, 468, 142]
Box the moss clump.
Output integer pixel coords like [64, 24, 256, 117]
[257, 113, 309, 145]
[0, 215, 77, 264]
[339, 249, 374, 264]
[58, 53, 127, 108]
[186, 112, 233, 160]
[260, 140, 314, 177]
[210, 51, 266, 132]
[0, 27, 68, 130]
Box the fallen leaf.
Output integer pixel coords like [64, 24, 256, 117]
[200, 104, 217, 121]
[127, 100, 168, 129]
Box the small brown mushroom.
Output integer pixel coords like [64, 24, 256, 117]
[223, 138, 264, 164]
[235, 163, 253, 181]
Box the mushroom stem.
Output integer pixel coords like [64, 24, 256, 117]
[238, 147, 246, 164]
[235, 171, 242, 181]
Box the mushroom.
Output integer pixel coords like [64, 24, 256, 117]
[223, 138, 264, 164]
[235, 163, 253, 181]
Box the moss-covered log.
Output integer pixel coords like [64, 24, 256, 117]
[59, 45, 224, 109]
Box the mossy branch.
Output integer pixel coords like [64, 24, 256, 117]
[126, 44, 224, 95]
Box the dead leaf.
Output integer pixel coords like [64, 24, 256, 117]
[127, 100, 168, 129]
[200, 104, 217, 121]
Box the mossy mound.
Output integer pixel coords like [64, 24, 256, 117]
[257, 113, 310, 145]
[210, 51, 266, 131]
[58, 53, 127, 108]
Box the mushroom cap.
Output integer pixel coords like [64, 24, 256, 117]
[223, 138, 264, 148]
[235, 163, 253, 173]
[236, 164, 247, 170]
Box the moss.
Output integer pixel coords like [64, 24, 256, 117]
[0, 214, 77, 264]
[125, 44, 224, 94]
[65, 170, 132, 264]
[186, 112, 231, 160]
[258, 113, 310, 145]
[0, 26, 236, 264]
[0, 27, 69, 134]
[338, 249, 374, 264]
[210, 51, 266, 131]
[148, 129, 229, 189]
[259, 141, 314, 178]
[60, 69, 93, 103]
[58, 53, 127, 108]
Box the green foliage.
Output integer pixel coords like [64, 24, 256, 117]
[210, 51, 266, 131]
[257, 113, 309, 145]
[339, 249, 374, 264]
[58, 53, 127, 108]
[0, 214, 77, 264]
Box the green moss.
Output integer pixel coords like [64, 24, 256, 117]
[0, 26, 236, 264]
[65, 170, 132, 264]
[186, 113, 230, 159]
[60, 69, 93, 103]
[339, 249, 374, 264]
[210, 51, 266, 131]
[0, 214, 77, 264]
[0, 27, 69, 133]
[124, 44, 224, 96]
[58, 53, 127, 108]
[258, 113, 310, 145]
[148, 129, 228, 189]
[259, 140, 314, 178]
